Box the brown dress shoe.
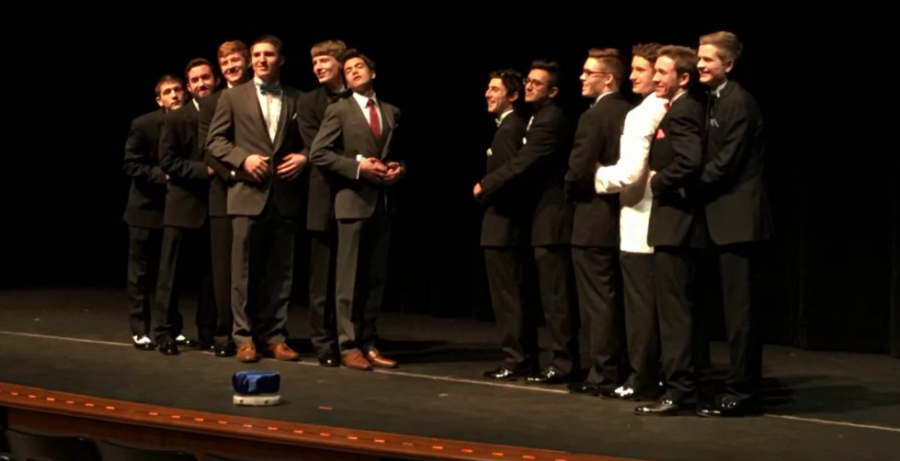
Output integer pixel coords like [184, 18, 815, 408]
[267, 342, 300, 361]
[366, 348, 398, 368]
[341, 349, 373, 371]
[236, 343, 258, 363]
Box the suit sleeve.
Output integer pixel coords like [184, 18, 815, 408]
[297, 92, 320, 157]
[159, 113, 207, 181]
[123, 117, 167, 184]
[650, 104, 703, 197]
[207, 90, 253, 170]
[309, 104, 360, 180]
[479, 114, 555, 202]
[565, 109, 608, 199]
[700, 97, 755, 188]
[199, 96, 233, 181]
[596, 103, 665, 193]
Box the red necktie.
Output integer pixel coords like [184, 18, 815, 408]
[664, 102, 670, 111]
[367, 99, 381, 141]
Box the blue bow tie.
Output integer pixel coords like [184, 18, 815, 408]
[258, 82, 282, 95]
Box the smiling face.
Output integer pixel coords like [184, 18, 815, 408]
[312, 54, 342, 86]
[485, 77, 517, 114]
[219, 51, 250, 87]
[251, 42, 282, 82]
[186, 64, 216, 99]
[697, 43, 732, 88]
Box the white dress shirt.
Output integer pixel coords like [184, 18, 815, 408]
[594, 92, 667, 254]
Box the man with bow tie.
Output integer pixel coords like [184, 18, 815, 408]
[297, 40, 353, 368]
[694, 31, 772, 418]
[473, 69, 533, 380]
[207, 35, 306, 363]
[635, 45, 709, 416]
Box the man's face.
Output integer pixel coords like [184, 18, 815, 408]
[312, 54, 341, 86]
[187, 64, 216, 99]
[524, 69, 554, 105]
[580, 57, 609, 98]
[485, 77, 515, 114]
[156, 82, 184, 110]
[219, 52, 249, 86]
[653, 56, 683, 100]
[697, 44, 731, 88]
[630, 56, 655, 96]
[251, 42, 282, 81]
[343, 57, 374, 92]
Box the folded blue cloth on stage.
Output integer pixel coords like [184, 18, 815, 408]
[232, 371, 280, 395]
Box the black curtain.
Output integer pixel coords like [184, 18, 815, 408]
[2, 25, 896, 358]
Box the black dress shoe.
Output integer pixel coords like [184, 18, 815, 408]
[214, 343, 237, 357]
[317, 354, 340, 367]
[483, 365, 532, 381]
[158, 338, 180, 356]
[696, 394, 761, 417]
[635, 398, 685, 416]
[525, 367, 568, 384]
[567, 380, 603, 396]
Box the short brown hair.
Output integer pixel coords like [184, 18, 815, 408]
[184, 58, 213, 79]
[311, 39, 347, 59]
[631, 43, 663, 65]
[700, 31, 743, 62]
[341, 48, 376, 72]
[587, 48, 626, 86]
[155, 74, 182, 97]
[658, 45, 698, 84]
[251, 35, 283, 56]
[217, 40, 249, 61]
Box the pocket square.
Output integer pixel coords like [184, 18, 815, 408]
[655, 128, 666, 140]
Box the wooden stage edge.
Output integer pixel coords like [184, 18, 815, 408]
[0, 382, 642, 461]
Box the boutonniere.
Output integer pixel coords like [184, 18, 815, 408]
[486, 148, 493, 157]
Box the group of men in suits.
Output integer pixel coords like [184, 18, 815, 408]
[122, 36, 403, 371]
[476, 31, 771, 417]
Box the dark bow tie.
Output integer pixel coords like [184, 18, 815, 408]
[258, 82, 282, 95]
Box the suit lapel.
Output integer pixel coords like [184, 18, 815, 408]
[377, 100, 394, 158]
[272, 88, 294, 153]
[242, 83, 272, 148]
[346, 98, 379, 155]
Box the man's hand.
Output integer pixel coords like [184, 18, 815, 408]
[359, 157, 387, 183]
[207, 166, 214, 176]
[383, 161, 404, 184]
[242, 154, 270, 182]
[277, 153, 307, 180]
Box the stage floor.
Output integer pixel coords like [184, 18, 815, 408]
[1, 287, 898, 461]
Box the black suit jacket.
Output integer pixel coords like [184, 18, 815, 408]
[565, 92, 634, 247]
[207, 81, 305, 218]
[309, 95, 401, 220]
[480, 103, 572, 246]
[298, 86, 352, 231]
[701, 81, 773, 245]
[647, 91, 708, 248]
[479, 112, 530, 247]
[159, 102, 209, 229]
[123, 109, 167, 228]
[198, 90, 236, 218]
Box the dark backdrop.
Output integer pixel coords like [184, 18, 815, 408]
[2, 23, 896, 357]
